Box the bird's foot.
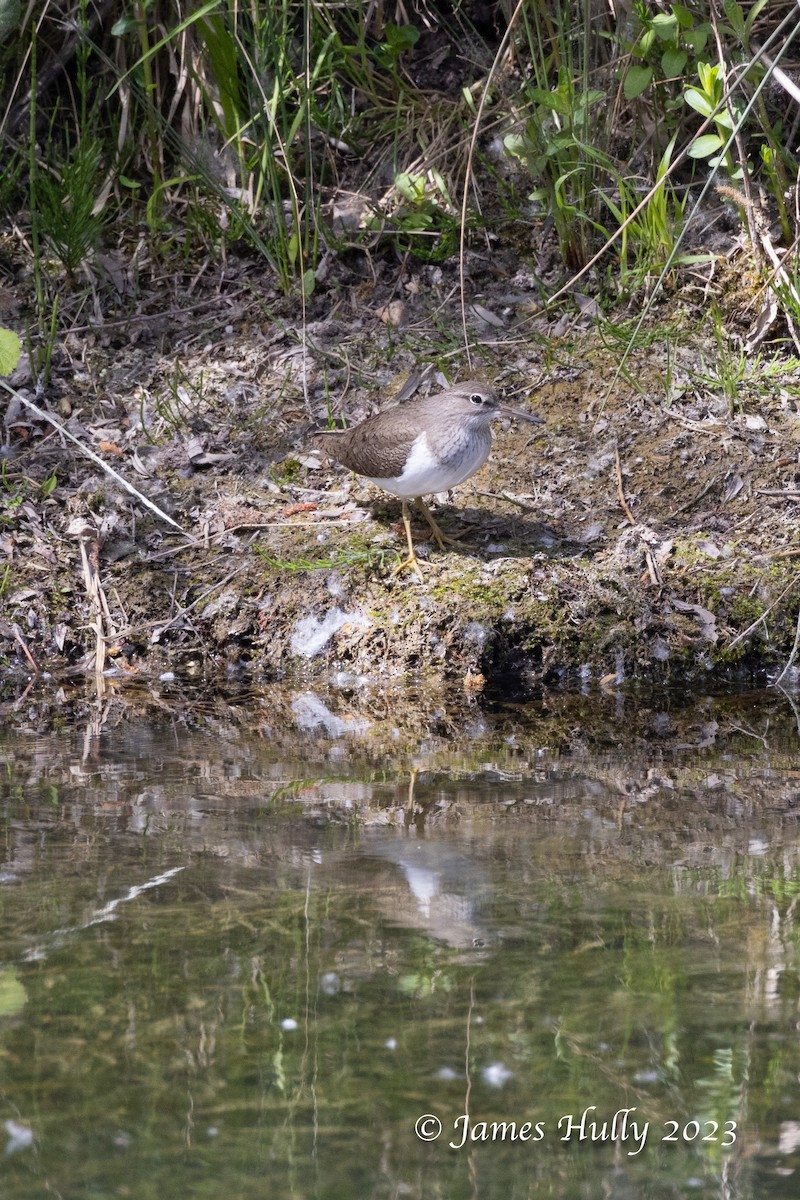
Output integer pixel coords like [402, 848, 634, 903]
[413, 498, 457, 551]
[412, 501, 482, 551]
[393, 517, 474, 553]
[389, 552, 430, 581]
[432, 526, 478, 549]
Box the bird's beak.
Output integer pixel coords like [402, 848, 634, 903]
[498, 405, 545, 425]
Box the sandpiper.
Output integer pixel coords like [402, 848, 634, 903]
[314, 380, 543, 577]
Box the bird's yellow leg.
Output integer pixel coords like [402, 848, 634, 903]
[390, 500, 428, 580]
[413, 497, 448, 550]
[414, 497, 473, 549]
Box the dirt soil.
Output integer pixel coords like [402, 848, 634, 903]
[3, 240, 800, 701]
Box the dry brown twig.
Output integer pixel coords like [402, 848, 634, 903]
[68, 518, 117, 694]
[0, 380, 188, 533]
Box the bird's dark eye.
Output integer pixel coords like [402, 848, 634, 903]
[470, 393, 484, 405]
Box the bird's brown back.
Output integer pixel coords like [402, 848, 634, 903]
[314, 395, 445, 479]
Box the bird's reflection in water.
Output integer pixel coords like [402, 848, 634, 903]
[354, 833, 492, 954]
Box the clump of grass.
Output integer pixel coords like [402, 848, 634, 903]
[34, 132, 106, 279]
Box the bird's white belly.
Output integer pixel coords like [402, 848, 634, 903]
[368, 431, 490, 498]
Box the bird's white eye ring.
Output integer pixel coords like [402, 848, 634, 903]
[469, 393, 484, 405]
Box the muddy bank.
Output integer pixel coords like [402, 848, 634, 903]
[3, 273, 800, 696]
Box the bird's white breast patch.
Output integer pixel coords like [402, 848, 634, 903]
[368, 431, 487, 497]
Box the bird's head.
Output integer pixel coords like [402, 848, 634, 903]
[449, 380, 544, 426]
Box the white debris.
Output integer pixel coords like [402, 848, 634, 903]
[289, 606, 370, 658]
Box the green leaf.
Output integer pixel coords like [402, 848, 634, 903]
[652, 12, 678, 39]
[527, 87, 571, 115]
[744, 0, 770, 43]
[684, 88, 713, 117]
[684, 26, 710, 54]
[624, 65, 653, 100]
[656, 133, 678, 180]
[302, 269, 316, 299]
[196, 14, 243, 141]
[546, 132, 576, 154]
[697, 61, 717, 92]
[688, 133, 723, 158]
[503, 133, 526, 158]
[395, 172, 426, 203]
[723, 0, 745, 39]
[384, 23, 419, 52]
[0, 326, 21, 375]
[708, 155, 745, 179]
[428, 168, 453, 207]
[661, 47, 688, 77]
[671, 5, 694, 30]
[374, 22, 419, 67]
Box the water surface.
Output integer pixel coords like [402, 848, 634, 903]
[1, 687, 799, 1198]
